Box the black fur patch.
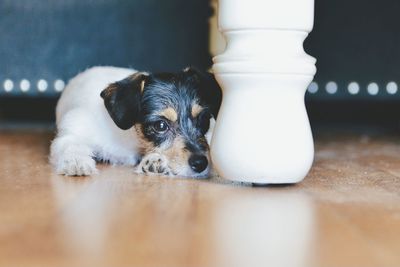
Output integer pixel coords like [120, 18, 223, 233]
[100, 72, 147, 130]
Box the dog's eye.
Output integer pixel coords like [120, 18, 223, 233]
[197, 112, 211, 134]
[153, 120, 169, 133]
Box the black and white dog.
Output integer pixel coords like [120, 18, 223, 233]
[50, 66, 222, 177]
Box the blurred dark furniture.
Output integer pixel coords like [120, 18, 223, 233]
[1, 0, 400, 127]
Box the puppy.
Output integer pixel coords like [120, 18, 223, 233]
[50, 66, 222, 177]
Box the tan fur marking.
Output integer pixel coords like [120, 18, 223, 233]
[135, 124, 156, 154]
[102, 84, 117, 98]
[160, 107, 178, 122]
[163, 136, 190, 170]
[140, 80, 145, 92]
[191, 103, 203, 117]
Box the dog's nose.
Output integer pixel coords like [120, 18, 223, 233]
[189, 155, 208, 173]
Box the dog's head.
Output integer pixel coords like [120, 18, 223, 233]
[100, 67, 222, 177]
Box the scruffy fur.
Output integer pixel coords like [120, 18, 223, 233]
[50, 66, 222, 177]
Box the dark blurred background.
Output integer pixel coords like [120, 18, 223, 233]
[1, 0, 400, 131]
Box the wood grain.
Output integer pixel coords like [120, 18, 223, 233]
[0, 130, 399, 267]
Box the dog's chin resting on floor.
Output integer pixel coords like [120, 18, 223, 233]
[50, 66, 222, 178]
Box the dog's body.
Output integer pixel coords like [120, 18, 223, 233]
[50, 66, 222, 177]
[50, 67, 140, 176]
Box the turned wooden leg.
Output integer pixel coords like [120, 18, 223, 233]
[211, 0, 317, 184]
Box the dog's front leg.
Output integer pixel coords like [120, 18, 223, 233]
[50, 134, 97, 176]
[135, 153, 172, 176]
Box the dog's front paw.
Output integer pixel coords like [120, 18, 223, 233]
[136, 153, 171, 176]
[56, 155, 98, 176]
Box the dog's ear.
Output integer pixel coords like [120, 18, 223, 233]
[100, 72, 148, 130]
[183, 67, 222, 118]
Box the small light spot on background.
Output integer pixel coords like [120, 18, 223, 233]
[326, 81, 338, 94]
[307, 82, 318, 94]
[37, 79, 48, 92]
[367, 82, 379, 95]
[20, 79, 30, 92]
[348, 82, 360, 95]
[386, 81, 398, 95]
[3, 79, 14, 92]
[54, 79, 65, 92]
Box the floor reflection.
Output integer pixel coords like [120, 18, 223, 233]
[50, 174, 119, 265]
[213, 191, 315, 267]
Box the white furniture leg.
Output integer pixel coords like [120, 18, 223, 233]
[211, 0, 317, 184]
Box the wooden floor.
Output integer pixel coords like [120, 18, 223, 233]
[0, 130, 399, 267]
